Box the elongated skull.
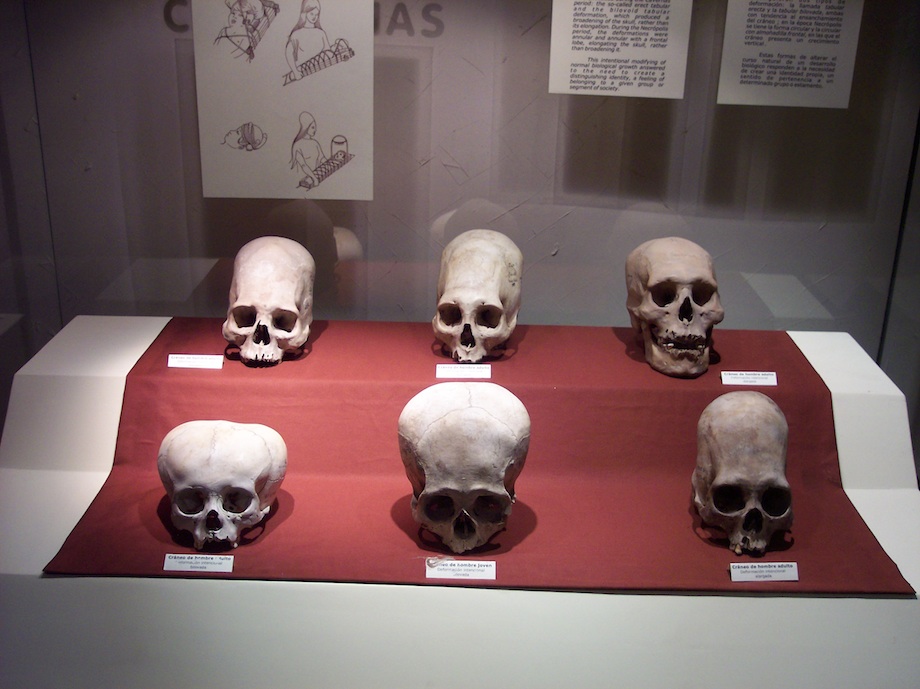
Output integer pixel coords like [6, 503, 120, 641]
[625, 237, 724, 377]
[692, 391, 792, 555]
[157, 420, 287, 550]
[222, 236, 315, 366]
[433, 229, 523, 363]
[398, 382, 530, 553]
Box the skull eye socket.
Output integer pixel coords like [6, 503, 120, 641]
[712, 484, 745, 514]
[692, 282, 716, 306]
[175, 488, 206, 515]
[222, 489, 253, 514]
[761, 486, 791, 517]
[438, 304, 462, 327]
[473, 495, 505, 523]
[424, 495, 456, 522]
[232, 306, 257, 329]
[476, 306, 503, 329]
[272, 309, 298, 333]
[649, 282, 677, 307]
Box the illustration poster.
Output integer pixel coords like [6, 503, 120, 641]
[717, 0, 864, 108]
[548, 0, 693, 99]
[192, 0, 373, 200]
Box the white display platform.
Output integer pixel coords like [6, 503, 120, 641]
[1, 316, 918, 689]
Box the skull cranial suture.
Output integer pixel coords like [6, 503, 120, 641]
[157, 420, 287, 550]
[691, 391, 793, 555]
[625, 236, 724, 377]
[398, 382, 531, 554]
[432, 229, 523, 363]
[222, 235, 315, 366]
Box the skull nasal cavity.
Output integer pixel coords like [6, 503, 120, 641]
[206, 510, 221, 531]
[454, 511, 476, 539]
[254, 323, 270, 345]
[461, 324, 475, 348]
[679, 296, 693, 323]
[743, 508, 763, 533]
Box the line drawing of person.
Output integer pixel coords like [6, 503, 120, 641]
[216, 0, 279, 61]
[285, 0, 330, 82]
[290, 111, 327, 189]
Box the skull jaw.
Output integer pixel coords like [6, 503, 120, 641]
[446, 340, 491, 364]
[239, 340, 284, 366]
[224, 319, 311, 367]
[236, 333, 308, 366]
[641, 324, 712, 377]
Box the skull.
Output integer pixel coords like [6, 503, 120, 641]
[222, 236, 315, 366]
[432, 229, 523, 363]
[157, 420, 287, 550]
[691, 391, 793, 555]
[625, 237, 724, 377]
[398, 382, 530, 554]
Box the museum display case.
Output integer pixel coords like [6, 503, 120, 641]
[2, 0, 919, 686]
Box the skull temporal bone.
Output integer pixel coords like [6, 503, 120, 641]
[625, 237, 724, 377]
[157, 420, 287, 550]
[433, 229, 523, 363]
[222, 236, 315, 366]
[692, 391, 792, 555]
[398, 382, 531, 554]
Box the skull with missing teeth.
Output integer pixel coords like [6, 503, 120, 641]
[625, 237, 724, 377]
[433, 229, 523, 363]
[222, 236, 315, 366]
[692, 391, 793, 555]
[157, 420, 287, 550]
[398, 382, 530, 554]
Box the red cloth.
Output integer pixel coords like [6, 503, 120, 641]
[45, 318, 913, 595]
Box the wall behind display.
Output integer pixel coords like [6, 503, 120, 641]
[0, 0, 918, 475]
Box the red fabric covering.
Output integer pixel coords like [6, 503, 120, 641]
[45, 318, 913, 595]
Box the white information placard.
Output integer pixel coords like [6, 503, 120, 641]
[167, 354, 225, 370]
[163, 554, 235, 573]
[425, 557, 497, 580]
[192, 0, 374, 199]
[435, 363, 492, 380]
[721, 370, 778, 386]
[549, 0, 693, 98]
[717, 0, 864, 108]
[729, 561, 799, 582]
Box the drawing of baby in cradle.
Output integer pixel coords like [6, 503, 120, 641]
[216, 0, 279, 61]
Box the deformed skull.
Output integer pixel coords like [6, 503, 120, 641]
[157, 420, 288, 550]
[692, 391, 793, 555]
[433, 229, 523, 363]
[625, 237, 724, 377]
[222, 236, 315, 366]
[398, 382, 531, 553]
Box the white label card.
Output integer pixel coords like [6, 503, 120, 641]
[168, 354, 224, 370]
[730, 562, 799, 582]
[163, 553, 234, 573]
[721, 371, 777, 386]
[425, 557, 496, 580]
[436, 363, 492, 380]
